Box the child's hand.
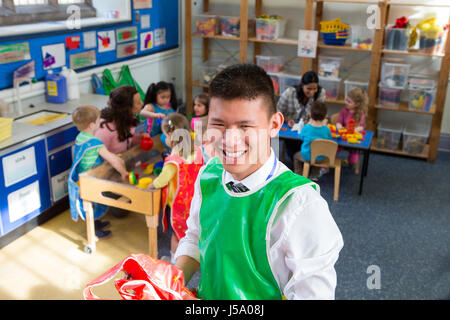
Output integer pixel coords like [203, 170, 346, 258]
[138, 132, 150, 139]
[121, 172, 129, 183]
[147, 182, 158, 191]
[155, 113, 166, 119]
[355, 126, 364, 133]
[287, 119, 295, 128]
[336, 123, 343, 131]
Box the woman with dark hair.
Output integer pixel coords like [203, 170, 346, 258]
[276, 71, 326, 167]
[95, 85, 149, 154]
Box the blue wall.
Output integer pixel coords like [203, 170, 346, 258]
[0, 0, 179, 90]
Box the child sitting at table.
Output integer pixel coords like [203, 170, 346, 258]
[147, 113, 204, 264]
[68, 105, 129, 239]
[295, 101, 332, 181]
[335, 88, 368, 168]
[190, 93, 211, 162]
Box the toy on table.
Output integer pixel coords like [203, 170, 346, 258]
[320, 18, 349, 46]
[136, 177, 153, 189]
[140, 136, 154, 150]
[327, 119, 366, 144]
[153, 161, 164, 176]
[140, 162, 155, 175]
[129, 172, 140, 185]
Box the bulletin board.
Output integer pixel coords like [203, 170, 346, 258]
[0, 0, 179, 90]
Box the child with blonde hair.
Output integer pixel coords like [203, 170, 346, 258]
[147, 113, 204, 263]
[336, 88, 368, 166]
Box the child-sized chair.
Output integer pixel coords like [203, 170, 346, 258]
[294, 139, 341, 201]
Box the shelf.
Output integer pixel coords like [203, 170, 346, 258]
[192, 33, 241, 41]
[382, 49, 445, 58]
[315, 0, 382, 4]
[248, 37, 298, 46]
[374, 102, 436, 115]
[325, 94, 346, 105]
[370, 141, 429, 159]
[318, 42, 372, 52]
[192, 81, 209, 88]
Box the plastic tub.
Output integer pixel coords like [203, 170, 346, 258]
[385, 27, 410, 51]
[194, 14, 219, 36]
[197, 61, 227, 85]
[220, 16, 256, 37]
[256, 55, 284, 72]
[350, 25, 374, 50]
[381, 62, 410, 88]
[318, 56, 343, 78]
[378, 82, 404, 109]
[376, 121, 403, 151]
[267, 72, 281, 96]
[408, 79, 436, 112]
[344, 79, 369, 97]
[319, 76, 341, 100]
[419, 29, 448, 55]
[402, 123, 429, 155]
[255, 17, 286, 40]
[279, 73, 302, 94]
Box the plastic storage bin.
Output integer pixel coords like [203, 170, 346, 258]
[320, 76, 341, 100]
[375, 121, 403, 151]
[344, 79, 369, 97]
[385, 27, 410, 51]
[380, 62, 410, 88]
[255, 16, 286, 40]
[197, 61, 227, 85]
[378, 82, 404, 109]
[318, 56, 343, 78]
[408, 79, 436, 112]
[279, 73, 302, 94]
[194, 14, 219, 36]
[267, 72, 281, 96]
[418, 29, 448, 55]
[402, 123, 429, 154]
[220, 16, 256, 37]
[350, 25, 374, 50]
[256, 55, 284, 72]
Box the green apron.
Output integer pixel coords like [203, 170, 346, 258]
[198, 157, 316, 300]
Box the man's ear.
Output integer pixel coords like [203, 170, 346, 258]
[270, 112, 284, 138]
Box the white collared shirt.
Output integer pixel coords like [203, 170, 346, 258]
[174, 148, 344, 300]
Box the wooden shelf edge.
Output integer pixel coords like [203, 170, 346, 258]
[192, 33, 241, 41]
[374, 103, 436, 115]
[318, 42, 372, 52]
[192, 81, 209, 89]
[370, 141, 429, 159]
[248, 37, 298, 46]
[382, 49, 445, 58]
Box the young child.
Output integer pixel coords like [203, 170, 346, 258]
[68, 105, 129, 239]
[140, 81, 178, 138]
[190, 93, 210, 162]
[173, 64, 343, 300]
[95, 85, 149, 154]
[336, 88, 368, 167]
[147, 113, 204, 264]
[297, 101, 333, 181]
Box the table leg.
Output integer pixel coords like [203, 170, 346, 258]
[83, 200, 97, 254]
[145, 214, 159, 258]
[358, 150, 370, 195]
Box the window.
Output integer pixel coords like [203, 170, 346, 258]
[0, 0, 96, 27]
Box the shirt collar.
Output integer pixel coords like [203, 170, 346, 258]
[224, 148, 277, 191]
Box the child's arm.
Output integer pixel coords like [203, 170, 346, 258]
[336, 109, 346, 130]
[146, 163, 177, 190]
[140, 104, 166, 119]
[356, 113, 366, 133]
[98, 147, 129, 182]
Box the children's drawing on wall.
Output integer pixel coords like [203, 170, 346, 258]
[154, 28, 166, 47]
[141, 14, 151, 30]
[70, 50, 97, 70]
[140, 31, 154, 51]
[83, 31, 97, 49]
[42, 43, 66, 70]
[117, 27, 138, 43]
[297, 29, 318, 58]
[65, 36, 81, 50]
[133, 0, 152, 9]
[0, 43, 31, 65]
[97, 30, 116, 53]
[117, 42, 137, 59]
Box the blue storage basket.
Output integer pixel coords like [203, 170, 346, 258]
[321, 30, 349, 45]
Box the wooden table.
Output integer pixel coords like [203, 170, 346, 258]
[278, 124, 374, 195]
[79, 145, 164, 256]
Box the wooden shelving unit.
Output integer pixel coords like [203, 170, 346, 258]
[312, 0, 450, 162]
[185, 0, 450, 162]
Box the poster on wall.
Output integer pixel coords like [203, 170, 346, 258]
[141, 14, 151, 30]
[65, 36, 81, 50]
[83, 31, 97, 49]
[0, 42, 31, 65]
[117, 42, 137, 59]
[42, 43, 66, 70]
[117, 27, 138, 43]
[133, 0, 152, 9]
[140, 31, 153, 51]
[70, 50, 97, 70]
[97, 30, 116, 53]
[297, 29, 318, 58]
[154, 28, 166, 47]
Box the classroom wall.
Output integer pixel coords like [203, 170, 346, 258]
[185, 0, 450, 137]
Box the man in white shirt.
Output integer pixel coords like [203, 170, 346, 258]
[174, 63, 343, 300]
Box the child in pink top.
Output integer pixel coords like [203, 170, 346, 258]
[336, 88, 368, 166]
[95, 85, 149, 154]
